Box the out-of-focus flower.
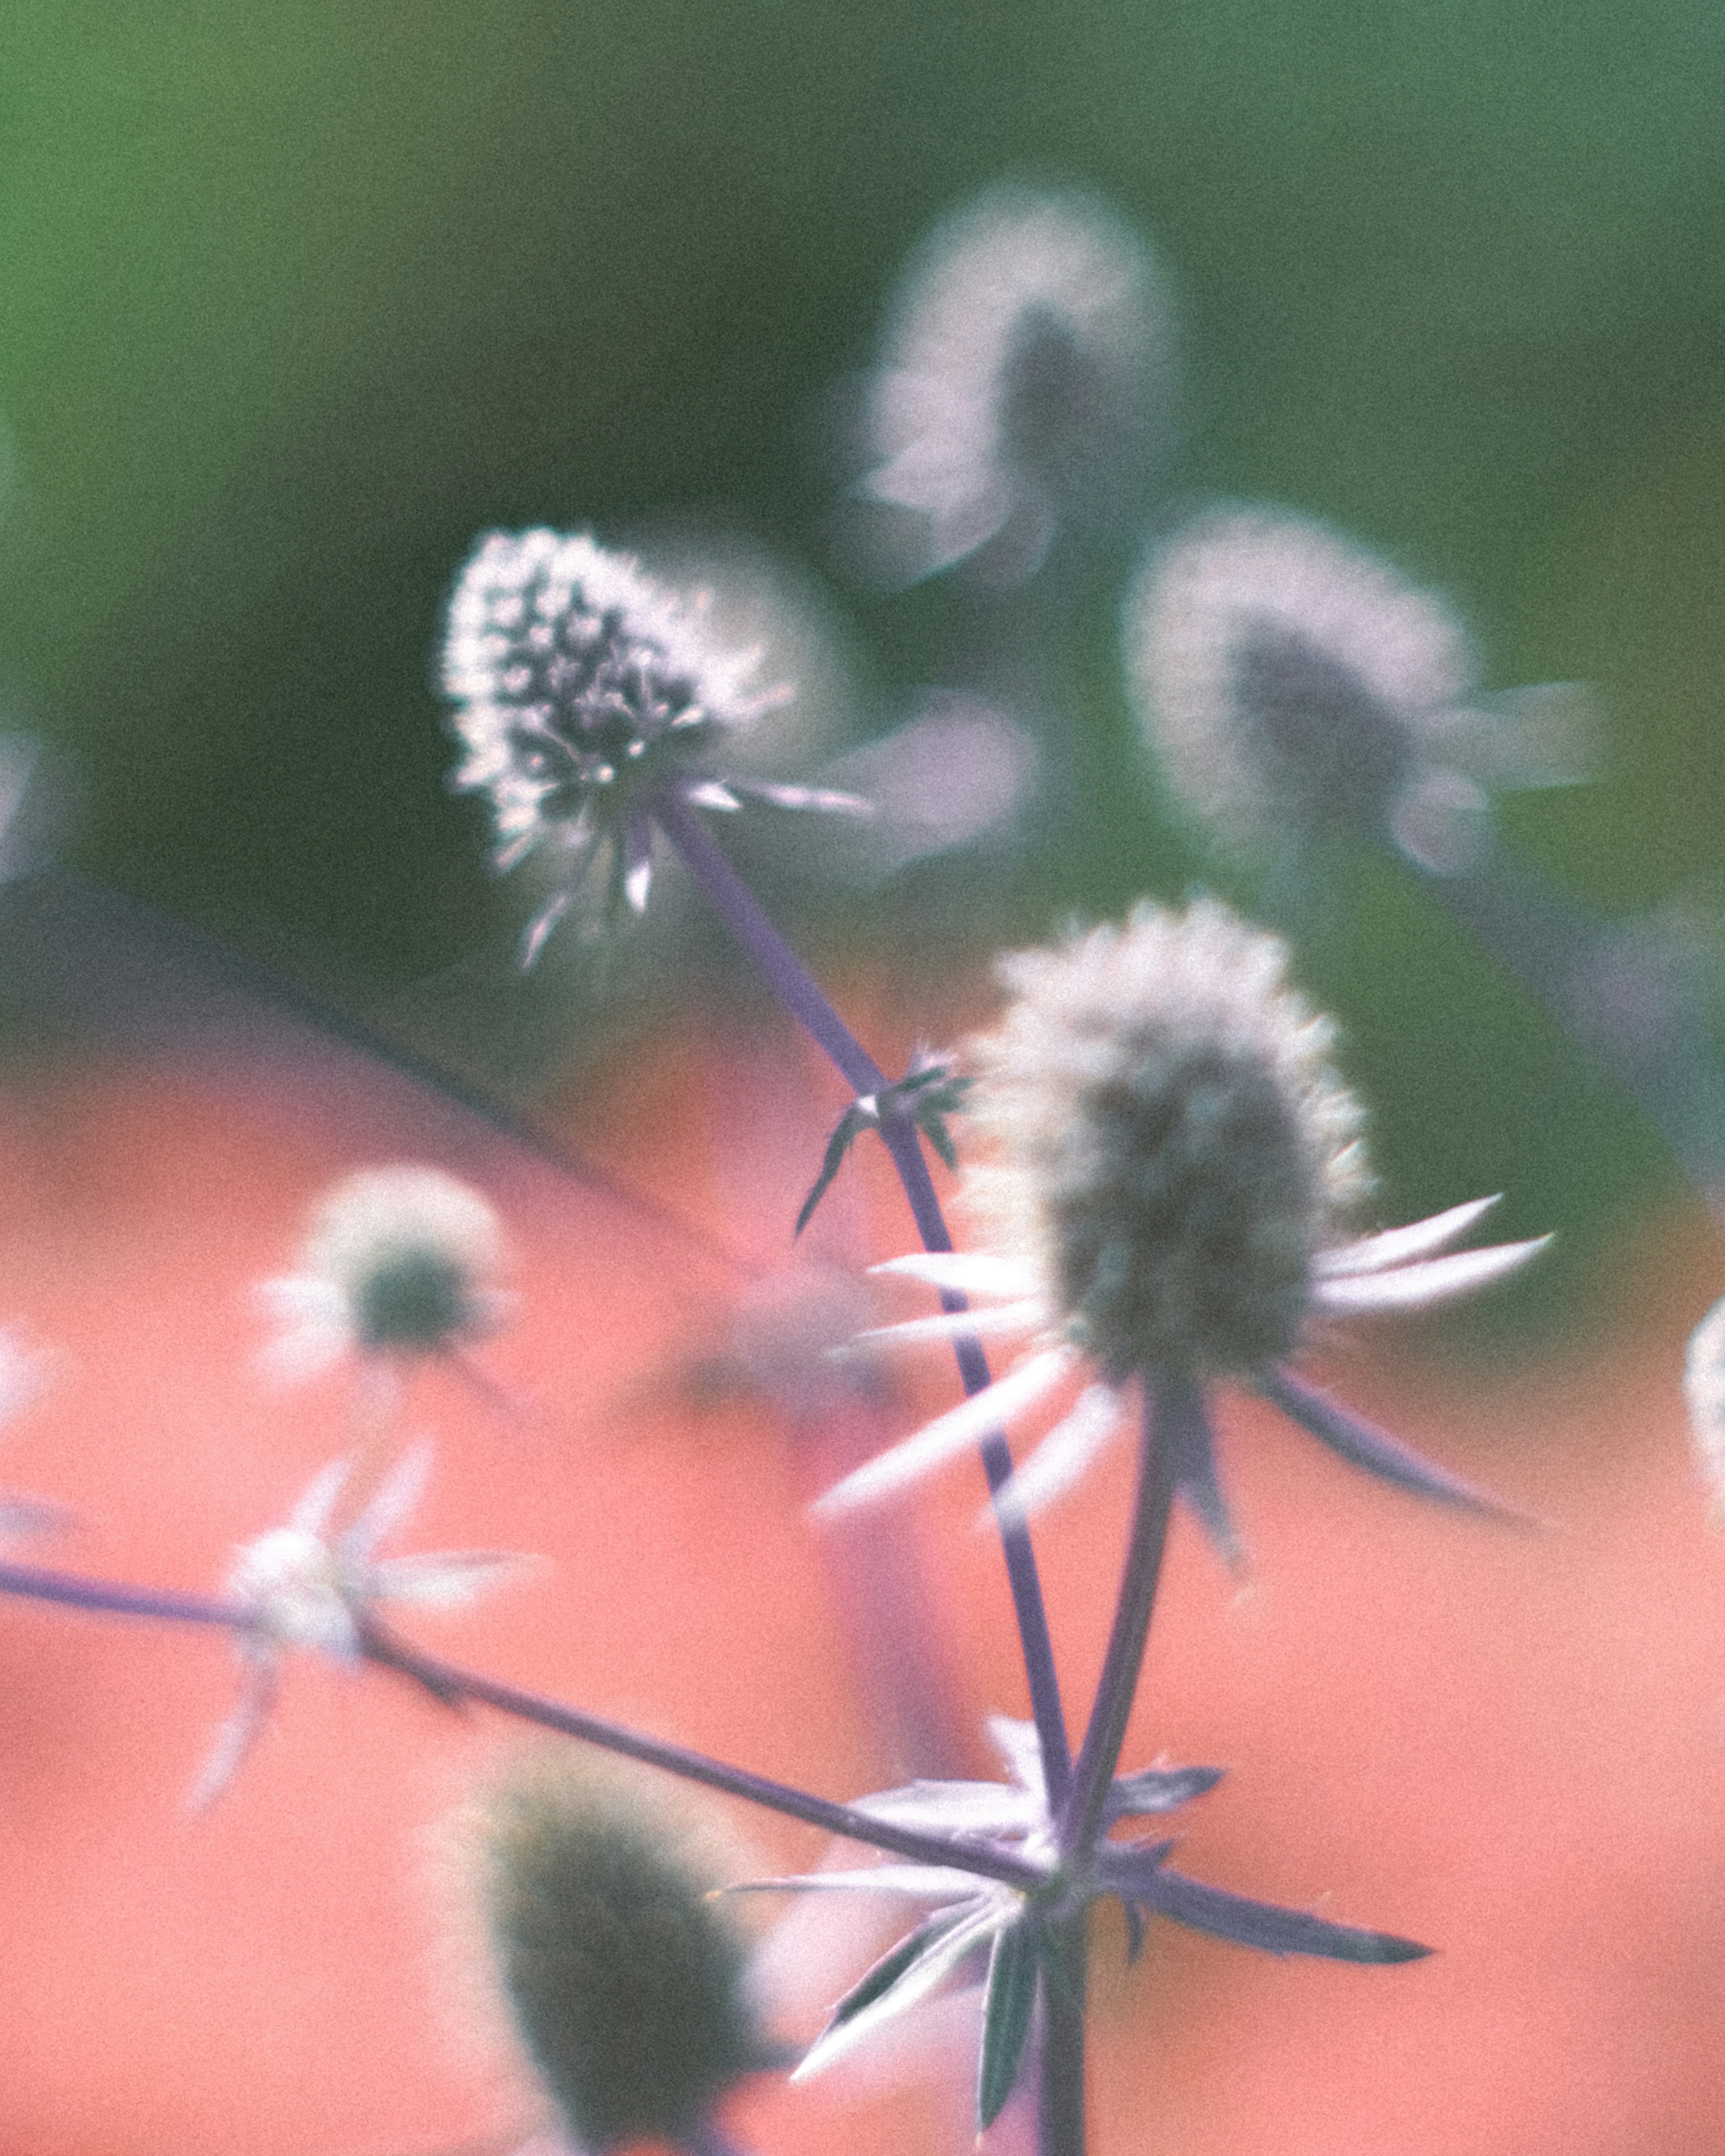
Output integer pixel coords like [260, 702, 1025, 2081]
[854, 182, 1173, 588]
[460, 1748, 765, 2154]
[1127, 504, 1592, 875]
[0, 1327, 66, 1542]
[818, 901, 1545, 1551]
[194, 1444, 528, 1807]
[445, 530, 866, 959]
[743, 1714, 1421, 2129]
[1684, 1295, 1725, 1515]
[257, 1165, 510, 1382]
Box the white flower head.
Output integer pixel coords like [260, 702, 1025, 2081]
[194, 1443, 530, 1807]
[818, 899, 1546, 1536]
[258, 1164, 509, 1381]
[445, 529, 863, 959]
[1128, 504, 1592, 875]
[858, 182, 1172, 587]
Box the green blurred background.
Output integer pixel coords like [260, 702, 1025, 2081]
[2, 0, 1723, 1328]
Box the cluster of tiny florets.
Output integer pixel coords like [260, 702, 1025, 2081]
[467, 1750, 760, 2153]
[862, 182, 1171, 583]
[968, 898, 1370, 1380]
[445, 529, 770, 866]
[303, 1165, 504, 1354]
[1126, 505, 1478, 856]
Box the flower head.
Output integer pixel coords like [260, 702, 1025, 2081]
[194, 1444, 529, 1806]
[463, 1749, 764, 2153]
[445, 529, 862, 958]
[257, 1164, 509, 1381]
[818, 900, 1546, 1546]
[856, 182, 1172, 587]
[1127, 504, 1591, 874]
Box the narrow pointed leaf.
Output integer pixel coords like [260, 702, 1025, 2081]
[812, 1345, 1077, 1516]
[869, 1252, 1041, 1297]
[729, 1864, 989, 1899]
[918, 1108, 960, 1171]
[1260, 1366, 1531, 1525]
[1107, 1763, 1225, 1819]
[793, 1902, 1003, 2081]
[1141, 1868, 1431, 1964]
[852, 1299, 1045, 1348]
[1315, 1196, 1503, 1276]
[984, 1383, 1124, 1530]
[977, 1922, 1041, 2129]
[796, 1105, 867, 1237]
[1163, 1388, 1246, 1571]
[1313, 1237, 1549, 1312]
[851, 1778, 1043, 1836]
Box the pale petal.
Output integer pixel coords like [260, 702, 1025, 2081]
[373, 1549, 536, 1607]
[792, 1901, 1005, 2082]
[870, 1252, 1041, 1299]
[346, 1440, 433, 1557]
[981, 1383, 1125, 1531]
[682, 780, 743, 811]
[851, 1780, 1042, 1837]
[985, 1715, 1046, 1799]
[812, 1346, 1079, 1516]
[739, 781, 873, 814]
[850, 1299, 1046, 1347]
[733, 1865, 989, 1900]
[188, 1657, 278, 1813]
[1315, 1195, 1502, 1277]
[1314, 1236, 1550, 1313]
[287, 1457, 351, 1537]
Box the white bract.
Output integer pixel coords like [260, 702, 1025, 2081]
[193, 1444, 529, 1807]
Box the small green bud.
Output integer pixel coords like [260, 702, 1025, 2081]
[469, 1750, 761, 2152]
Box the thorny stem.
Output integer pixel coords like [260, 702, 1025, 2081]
[654, 786, 1072, 1800]
[1058, 1374, 1185, 1864]
[0, 1555, 1048, 1885]
[360, 1626, 1046, 1887]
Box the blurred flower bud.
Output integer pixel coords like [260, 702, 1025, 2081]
[848, 182, 1173, 588]
[1127, 504, 1591, 873]
[463, 1749, 763, 2152]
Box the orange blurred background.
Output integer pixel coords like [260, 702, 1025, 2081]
[0, 989, 1720, 2156]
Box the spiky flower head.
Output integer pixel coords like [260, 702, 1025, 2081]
[1127, 505, 1590, 875]
[466, 1749, 761, 2152]
[858, 182, 1172, 586]
[969, 898, 1368, 1383]
[446, 530, 858, 957]
[258, 1165, 508, 1378]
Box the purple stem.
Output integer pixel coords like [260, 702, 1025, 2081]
[1058, 1374, 1185, 1864]
[654, 786, 1070, 1801]
[360, 1626, 1044, 1889]
[0, 1560, 248, 1628]
[1038, 1912, 1089, 2156]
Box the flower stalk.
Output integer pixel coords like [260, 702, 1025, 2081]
[653, 782, 1072, 1800]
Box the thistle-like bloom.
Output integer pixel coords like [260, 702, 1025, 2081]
[1127, 504, 1590, 874]
[445, 529, 864, 959]
[857, 182, 1172, 587]
[464, 1750, 765, 2154]
[744, 1715, 1422, 2129]
[257, 1165, 510, 1382]
[818, 901, 1546, 1551]
[193, 1444, 527, 1806]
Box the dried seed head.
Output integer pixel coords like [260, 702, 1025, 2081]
[1126, 505, 1481, 862]
[858, 182, 1172, 585]
[467, 1750, 761, 2152]
[969, 899, 1369, 1380]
